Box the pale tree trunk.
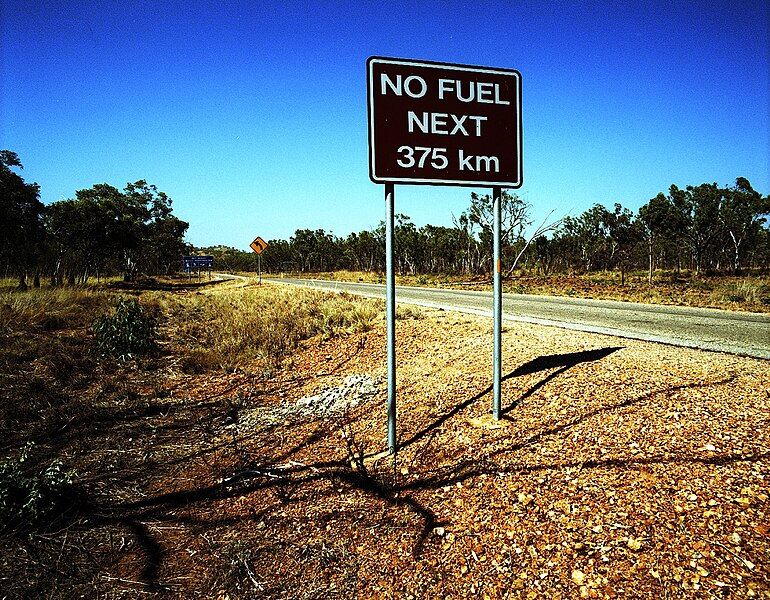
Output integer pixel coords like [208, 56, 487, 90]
[648, 238, 653, 285]
[729, 231, 742, 273]
[504, 210, 560, 278]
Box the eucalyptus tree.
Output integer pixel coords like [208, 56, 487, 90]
[601, 203, 640, 285]
[719, 178, 769, 273]
[421, 224, 463, 273]
[342, 230, 384, 272]
[394, 214, 424, 274]
[554, 206, 608, 272]
[639, 193, 679, 282]
[0, 151, 44, 288]
[669, 183, 725, 272]
[290, 229, 340, 272]
[451, 212, 482, 274]
[45, 181, 188, 283]
[462, 191, 531, 273]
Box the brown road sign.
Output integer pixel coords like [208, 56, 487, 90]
[367, 56, 522, 188]
[250, 237, 268, 254]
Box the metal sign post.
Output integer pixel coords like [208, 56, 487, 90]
[492, 187, 502, 420]
[250, 236, 269, 284]
[385, 183, 396, 453]
[368, 56, 522, 450]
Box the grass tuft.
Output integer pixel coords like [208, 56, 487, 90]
[396, 304, 425, 320]
[712, 279, 768, 305]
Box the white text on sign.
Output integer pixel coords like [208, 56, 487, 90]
[381, 73, 511, 173]
[407, 112, 488, 136]
[395, 146, 500, 173]
[381, 75, 511, 104]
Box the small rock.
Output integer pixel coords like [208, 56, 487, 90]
[518, 492, 534, 506]
[572, 569, 586, 585]
[627, 538, 642, 551]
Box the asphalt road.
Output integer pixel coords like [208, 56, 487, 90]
[267, 277, 770, 359]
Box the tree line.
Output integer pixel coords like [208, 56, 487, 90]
[207, 178, 769, 280]
[1, 150, 189, 288]
[3, 147, 767, 286]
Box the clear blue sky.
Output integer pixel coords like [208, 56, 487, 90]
[2, 1, 768, 250]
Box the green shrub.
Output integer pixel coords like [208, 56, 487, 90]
[0, 443, 78, 532]
[93, 297, 157, 360]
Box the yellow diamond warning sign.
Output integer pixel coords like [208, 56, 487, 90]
[250, 236, 268, 254]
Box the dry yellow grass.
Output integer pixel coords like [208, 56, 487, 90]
[159, 283, 382, 372]
[0, 286, 110, 332]
[302, 271, 770, 313]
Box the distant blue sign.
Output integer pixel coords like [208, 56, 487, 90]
[182, 255, 214, 272]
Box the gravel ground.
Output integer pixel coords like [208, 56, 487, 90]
[215, 306, 769, 599]
[28, 300, 765, 599]
[235, 374, 380, 430]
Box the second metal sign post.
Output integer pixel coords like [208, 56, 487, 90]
[368, 57, 523, 453]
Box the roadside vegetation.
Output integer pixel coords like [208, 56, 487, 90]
[0, 276, 767, 598]
[0, 280, 770, 599]
[3, 147, 768, 312]
[1, 150, 189, 289]
[159, 283, 382, 373]
[0, 277, 385, 597]
[304, 269, 770, 312]
[201, 179, 769, 284]
[195, 177, 768, 313]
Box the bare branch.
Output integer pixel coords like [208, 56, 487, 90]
[505, 209, 562, 278]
